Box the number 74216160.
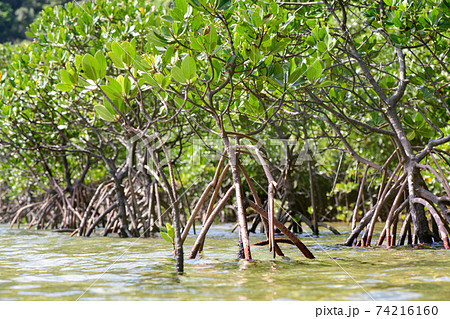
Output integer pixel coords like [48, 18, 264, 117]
[376, 306, 438, 316]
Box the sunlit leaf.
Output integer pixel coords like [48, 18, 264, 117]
[182, 55, 197, 81]
[60, 70, 73, 84]
[171, 66, 187, 84]
[95, 50, 107, 78]
[317, 41, 327, 53]
[306, 60, 323, 82]
[95, 104, 116, 122]
[82, 54, 99, 80]
[55, 83, 73, 92]
[142, 73, 160, 88]
[160, 232, 173, 243]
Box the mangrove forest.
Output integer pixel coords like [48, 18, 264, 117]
[0, 0, 449, 284]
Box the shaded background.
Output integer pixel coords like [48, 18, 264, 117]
[1, 1, 73, 43]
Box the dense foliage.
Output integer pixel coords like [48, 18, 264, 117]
[1, 0, 450, 272]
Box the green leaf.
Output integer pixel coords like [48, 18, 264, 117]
[329, 87, 337, 99]
[75, 55, 83, 71]
[325, 35, 335, 49]
[403, 114, 415, 127]
[407, 130, 416, 140]
[111, 42, 126, 61]
[60, 70, 74, 84]
[176, 0, 187, 14]
[306, 19, 316, 28]
[306, 36, 316, 46]
[142, 73, 160, 88]
[317, 41, 327, 53]
[205, 25, 218, 53]
[316, 80, 334, 88]
[414, 113, 426, 126]
[187, 0, 202, 7]
[312, 26, 320, 41]
[271, 38, 290, 54]
[153, 30, 175, 46]
[190, 35, 204, 51]
[107, 52, 125, 69]
[319, 28, 327, 41]
[55, 83, 73, 92]
[104, 96, 125, 114]
[392, 16, 402, 28]
[123, 39, 136, 62]
[95, 50, 107, 78]
[116, 75, 131, 96]
[418, 128, 435, 138]
[408, 76, 423, 86]
[147, 33, 168, 47]
[104, 76, 123, 96]
[154, 73, 169, 88]
[288, 67, 303, 84]
[172, 21, 179, 36]
[306, 60, 323, 82]
[1, 104, 10, 116]
[133, 56, 152, 71]
[249, 46, 260, 65]
[264, 55, 274, 66]
[166, 223, 174, 239]
[95, 104, 116, 122]
[150, 74, 170, 89]
[82, 54, 100, 80]
[215, 0, 232, 10]
[160, 232, 173, 243]
[171, 66, 187, 84]
[68, 70, 78, 84]
[171, 8, 184, 21]
[421, 87, 433, 99]
[110, 41, 133, 66]
[389, 34, 402, 45]
[182, 55, 197, 81]
[100, 85, 122, 100]
[280, 14, 295, 32]
[251, 7, 262, 27]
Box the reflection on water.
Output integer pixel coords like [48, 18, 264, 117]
[0, 223, 449, 300]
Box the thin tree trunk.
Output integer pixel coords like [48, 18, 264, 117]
[308, 160, 318, 236]
[222, 138, 252, 260]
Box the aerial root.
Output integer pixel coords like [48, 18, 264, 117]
[247, 199, 315, 259]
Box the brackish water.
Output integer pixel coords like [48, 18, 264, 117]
[0, 223, 449, 301]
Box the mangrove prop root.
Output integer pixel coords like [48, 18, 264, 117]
[318, 222, 341, 235]
[239, 163, 284, 256]
[366, 166, 404, 245]
[85, 202, 119, 237]
[189, 186, 235, 259]
[197, 164, 230, 253]
[352, 165, 369, 230]
[412, 198, 450, 249]
[253, 238, 297, 246]
[247, 199, 315, 259]
[180, 181, 214, 244]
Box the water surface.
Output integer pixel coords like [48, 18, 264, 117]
[0, 223, 449, 300]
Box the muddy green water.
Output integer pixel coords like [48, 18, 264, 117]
[0, 223, 449, 301]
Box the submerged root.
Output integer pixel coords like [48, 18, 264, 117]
[252, 238, 297, 246]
